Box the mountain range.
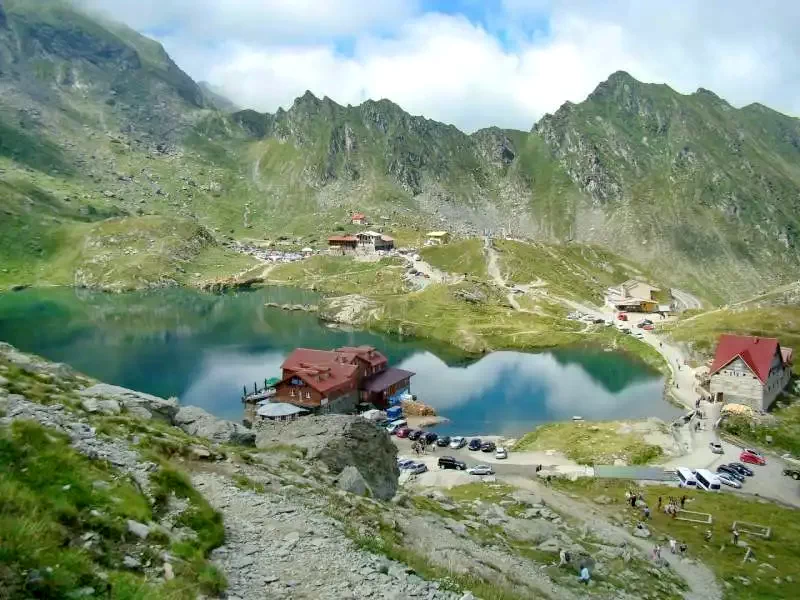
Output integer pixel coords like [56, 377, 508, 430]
[1, 0, 799, 302]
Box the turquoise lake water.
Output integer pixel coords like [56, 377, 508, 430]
[0, 287, 680, 436]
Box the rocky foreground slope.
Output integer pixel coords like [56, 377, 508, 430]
[0, 340, 730, 600]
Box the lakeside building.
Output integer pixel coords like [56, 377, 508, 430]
[709, 334, 793, 411]
[426, 231, 450, 245]
[271, 346, 414, 416]
[356, 231, 394, 252]
[605, 279, 665, 313]
[328, 235, 358, 255]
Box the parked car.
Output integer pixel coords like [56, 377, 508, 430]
[481, 441, 497, 453]
[408, 430, 424, 441]
[395, 427, 411, 438]
[468, 465, 495, 476]
[782, 468, 800, 480]
[408, 462, 428, 475]
[593, 318, 605, 324]
[727, 462, 754, 477]
[397, 458, 415, 470]
[495, 447, 508, 460]
[449, 436, 467, 449]
[642, 324, 655, 331]
[717, 473, 742, 489]
[436, 435, 452, 447]
[438, 456, 467, 470]
[740, 449, 766, 465]
[617, 312, 628, 321]
[716, 465, 744, 482]
[423, 432, 439, 445]
[709, 441, 724, 454]
[468, 438, 483, 451]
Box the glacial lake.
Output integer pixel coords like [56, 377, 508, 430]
[0, 287, 680, 436]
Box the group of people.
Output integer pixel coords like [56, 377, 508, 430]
[659, 494, 688, 518]
[411, 441, 433, 455]
[651, 539, 688, 562]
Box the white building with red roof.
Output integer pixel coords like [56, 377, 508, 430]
[709, 334, 793, 411]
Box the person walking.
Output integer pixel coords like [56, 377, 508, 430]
[558, 549, 570, 568]
[657, 496, 662, 510]
[578, 566, 591, 585]
[669, 538, 677, 554]
[732, 528, 739, 546]
[679, 541, 687, 556]
[644, 506, 651, 520]
[680, 495, 687, 509]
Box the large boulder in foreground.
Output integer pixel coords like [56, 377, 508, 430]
[256, 415, 399, 500]
[173, 405, 256, 446]
[79, 384, 178, 423]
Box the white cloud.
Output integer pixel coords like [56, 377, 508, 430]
[76, 0, 800, 131]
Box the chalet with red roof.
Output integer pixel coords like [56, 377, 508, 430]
[351, 212, 367, 225]
[274, 346, 414, 414]
[709, 334, 793, 411]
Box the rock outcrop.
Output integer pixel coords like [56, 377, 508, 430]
[79, 384, 178, 423]
[256, 415, 399, 500]
[337, 465, 372, 497]
[173, 405, 256, 446]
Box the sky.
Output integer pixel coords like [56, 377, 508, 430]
[77, 0, 800, 132]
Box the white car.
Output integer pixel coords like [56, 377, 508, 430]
[717, 473, 741, 489]
[495, 447, 508, 460]
[468, 465, 495, 476]
[709, 441, 724, 455]
[449, 436, 466, 449]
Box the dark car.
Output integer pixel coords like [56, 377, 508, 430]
[438, 456, 467, 470]
[716, 465, 745, 482]
[408, 429, 424, 441]
[468, 438, 483, 451]
[436, 435, 451, 447]
[481, 441, 497, 453]
[423, 432, 438, 445]
[727, 462, 754, 477]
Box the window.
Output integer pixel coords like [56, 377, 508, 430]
[290, 389, 296, 397]
[305, 391, 311, 399]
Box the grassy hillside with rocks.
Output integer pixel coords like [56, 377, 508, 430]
[2, 340, 760, 600]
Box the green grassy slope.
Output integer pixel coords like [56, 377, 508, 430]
[420, 239, 488, 279]
[534, 71, 800, 301]
[664, 307, 800, 374]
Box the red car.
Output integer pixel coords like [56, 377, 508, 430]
[643, 324, 655, 331]
[395, 427, 412, 438]
[739, 449, 766, 465]
[617, 312, 628, 321]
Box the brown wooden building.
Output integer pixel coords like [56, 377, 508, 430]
[274, 346, 414, 413]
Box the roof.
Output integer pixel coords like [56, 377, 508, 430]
[380, 235, 394, 242]
[427, 231, 449, 237]
[781, 347, 794, 364]
[358, 230, 382, 237]
[335, 345, 388, 367]
[257, 403, 309, 418]
[352, 212, 366, 219]
[328, 235, 357, 243]
[279, 361, 358, 397]
[361, 367, 415, 393]
[621, 279, 660, 292]
[709, 334, 788, 384]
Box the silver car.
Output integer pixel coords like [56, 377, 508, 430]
[709, 441, 724, 454]
[717, 473, 741, 489]
[408, 462, 428, 475]
[467, 465, 495, 476]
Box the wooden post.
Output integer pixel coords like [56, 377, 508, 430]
[254, 382, 257, 394]
[243, 385, 247, 398]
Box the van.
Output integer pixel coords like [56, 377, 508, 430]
[386, 419, 407, 434]
[695, 469, 721, 492]
[676, 467, 697, 488]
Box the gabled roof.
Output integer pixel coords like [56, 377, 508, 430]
[361, 367, 415, 393]
[709, 334, 787, 384]
[427, 231, 449, 237]
[352, 212, 366, 219]
[357, 230, 382, 237]
[621, 279, 660, 291]
[328, 235, 357, 243]
[279, 358, 358, 398]
[335, 345, 387, 367]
